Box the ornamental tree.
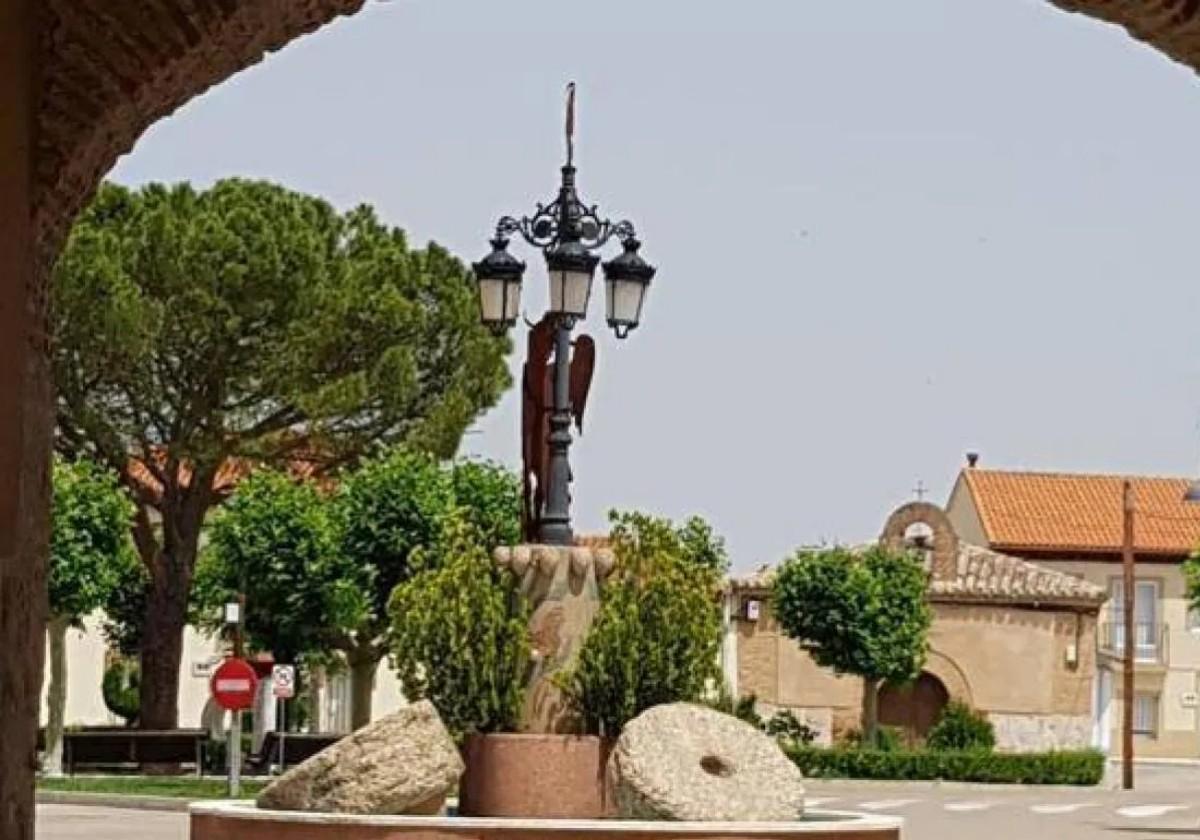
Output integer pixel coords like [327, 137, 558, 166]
[52, 179, 511, 729]
[47, 458, 136, 773]
[771, 546, 931, 746]
[333, 451, 520, 728]
[195, 470, 368, 666]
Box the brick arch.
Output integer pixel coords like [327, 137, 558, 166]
[32, 0, 366, 270]
[880, 501, 960, 581]
[923, 648, 974, 706]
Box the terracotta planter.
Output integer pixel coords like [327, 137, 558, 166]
[458, 733, 614, 819]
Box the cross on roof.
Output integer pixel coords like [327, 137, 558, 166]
[913, 480, 928, 501]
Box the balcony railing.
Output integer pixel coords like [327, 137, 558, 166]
[1098, 622, 1168, 664]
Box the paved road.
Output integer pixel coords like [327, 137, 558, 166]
[807, 780, 1200, 839]
[38, 805, 186, 840]
[36, 785, 1200, 840]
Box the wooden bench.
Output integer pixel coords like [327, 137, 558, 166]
[63, 729, 209, 776]
[247, 732, 343, 774]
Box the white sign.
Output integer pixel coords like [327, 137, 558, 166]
[745, 600, 762, 621]
[1181, 692, 1198, 709]
[272, 664, 296, 699]
[191, 656, 222, 679]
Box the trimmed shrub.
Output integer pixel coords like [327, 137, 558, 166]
[101, 658, 139, 726]
[926, 701, 996, 751]
[388, 520, 530, 738]
[838, 725, 903, 752]
[785, 745, 1105, 785]
[765, 710, 819, 746]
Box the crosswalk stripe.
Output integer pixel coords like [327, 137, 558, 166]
[1115, 804, 1190, 818]
[1030, 803, 1097, 815]
[804, 797, 841, 807]
[858, 799, 919, 811]
[944, 801, 992, 812]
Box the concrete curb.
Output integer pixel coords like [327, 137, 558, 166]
[803, 779, 1106, 793]
[36, 790, 200, 812]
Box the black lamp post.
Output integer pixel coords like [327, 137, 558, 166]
[473, 86, 655, 546]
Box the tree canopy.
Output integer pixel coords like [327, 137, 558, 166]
[772, 545, 931, 744]
[49, 458, 135, 623]
[333, 450, 521, 727]
[52, 178, 511, 728]
[196, 470, 368, 664]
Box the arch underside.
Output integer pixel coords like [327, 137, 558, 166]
[34, 0, 365, 269]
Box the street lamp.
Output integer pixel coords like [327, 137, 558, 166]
[473, 84, 655, 546]
[473, 237, 525, 334]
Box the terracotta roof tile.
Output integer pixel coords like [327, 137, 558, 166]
[727, 544, 1106, 608]
[962, 469, 1200, 555]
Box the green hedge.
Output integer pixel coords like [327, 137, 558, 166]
[785, 745, 1105, 785]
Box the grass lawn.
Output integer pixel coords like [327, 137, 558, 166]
[38, 775, 268, 799]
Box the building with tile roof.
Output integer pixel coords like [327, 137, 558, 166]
[723, 499, 1106, 752]
[946, 460, 1200, 761]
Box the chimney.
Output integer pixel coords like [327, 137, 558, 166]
[966, 452, 979, 468]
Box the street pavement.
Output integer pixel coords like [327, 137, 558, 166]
[36, 780, 1200, 840]
[806, 779, 1200, 839]
[38, 805, 186, 840]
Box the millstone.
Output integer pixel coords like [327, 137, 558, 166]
[607, 702, 806, 821]
[256, 700, 463, 814]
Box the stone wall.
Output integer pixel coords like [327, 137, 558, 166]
[990, 713, 1092, 751]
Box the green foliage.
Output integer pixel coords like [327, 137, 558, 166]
[101, 659, 140, 725]
[100, 554, 150, 656]
[607, 510, 729, 575]
[838, 726, 903, 752]
[336, 449, 455, 633]
[562, 511, 724, 736]
[197, 470, 368, 663]
[54, 180, 511, 473]
[926, 701, 996, 752]
[336, 451, 521, 648]
[447, 459, 522, 552]
[772, 546, 931, 685]
[785, 745, 1105, 785]
[387, 521, 529, 737]
[703, 686, 764, 729]
[50, 458, 135, 623]
[53, 179, 510, 720]
[765, 710, 819, 746]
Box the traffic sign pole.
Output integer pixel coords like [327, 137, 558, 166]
[229, 711, 242, 797]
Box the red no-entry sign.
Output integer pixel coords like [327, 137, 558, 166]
[210, 657, 258, 711]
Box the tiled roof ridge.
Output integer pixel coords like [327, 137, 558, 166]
[727, 543, 1107, 607]
[965, 467, 1191, 482]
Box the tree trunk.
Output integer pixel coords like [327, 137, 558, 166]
[862, 676, 880, 747]
[44, 616, 71, 776]
[349, 647, 379, 731]
[138, 567, 192, 730]
[308, 665, 324, 733]
[0, 3, 49, 837]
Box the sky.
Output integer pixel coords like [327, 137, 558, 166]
[109, 0, 1200, 572]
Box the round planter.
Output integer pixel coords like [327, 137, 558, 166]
[458, 733, 614, 819]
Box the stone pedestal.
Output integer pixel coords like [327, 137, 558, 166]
[494, 543, 615, 735]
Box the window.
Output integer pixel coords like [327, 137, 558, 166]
[1133, 693, 1159, 736]
[1109, 579, 1161, 661]
[1188, 607, 1200, 633]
